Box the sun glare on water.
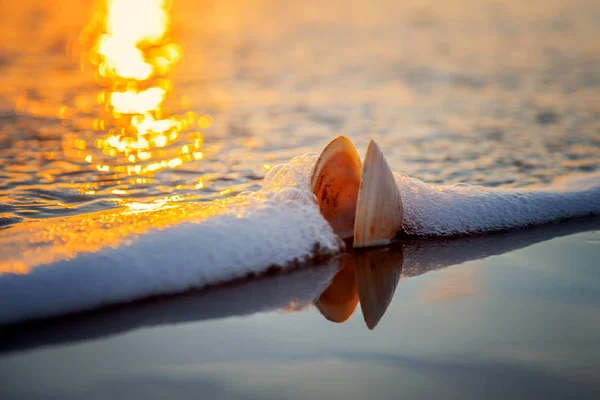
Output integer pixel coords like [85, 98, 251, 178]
[80, 0, 208, 177]
[97, 0, 173, 80]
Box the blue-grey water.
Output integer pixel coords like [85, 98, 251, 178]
[1, 0, 599, 398]
[1, 220, 600, 399]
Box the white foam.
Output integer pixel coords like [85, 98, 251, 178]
[1, 153, 599, 325]
[0, 154, 343, 325]
[396, 172, 600, 237]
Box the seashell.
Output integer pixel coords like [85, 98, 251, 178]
[310, 136, 362, 239]
[353, 140, 403, 248]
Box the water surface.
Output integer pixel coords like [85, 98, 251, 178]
[1, 0, 599, 398]
[1, 0, 599, 228]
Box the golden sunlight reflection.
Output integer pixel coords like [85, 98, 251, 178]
[0, 194, 247, 275]
[95, 0, 180, 80]
[76, 0, 210, 181]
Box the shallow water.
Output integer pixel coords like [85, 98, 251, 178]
[1, 220, 600, 399]
[1, 0, 599, 228]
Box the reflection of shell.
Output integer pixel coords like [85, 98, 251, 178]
[354, 140, 404, 248]
[354, 247, 403, 330]
[315, 255, 359, 323]
[310, 136, 362, 239]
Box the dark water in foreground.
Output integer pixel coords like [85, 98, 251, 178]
[1, 220, 600, 399]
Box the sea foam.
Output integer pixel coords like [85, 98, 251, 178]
[0, 153, 599, 325]
[0, 154, 342, 325]
[396, 172, 600, 237]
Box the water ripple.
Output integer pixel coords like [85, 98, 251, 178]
[0, 0, 598, 229]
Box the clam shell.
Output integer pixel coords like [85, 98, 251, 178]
[353, 140, 403, 248]
[310, 136, 362, 239]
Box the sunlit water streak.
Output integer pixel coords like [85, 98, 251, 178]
[0, 0, 599, 230]
[82, 0, 209, 191]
